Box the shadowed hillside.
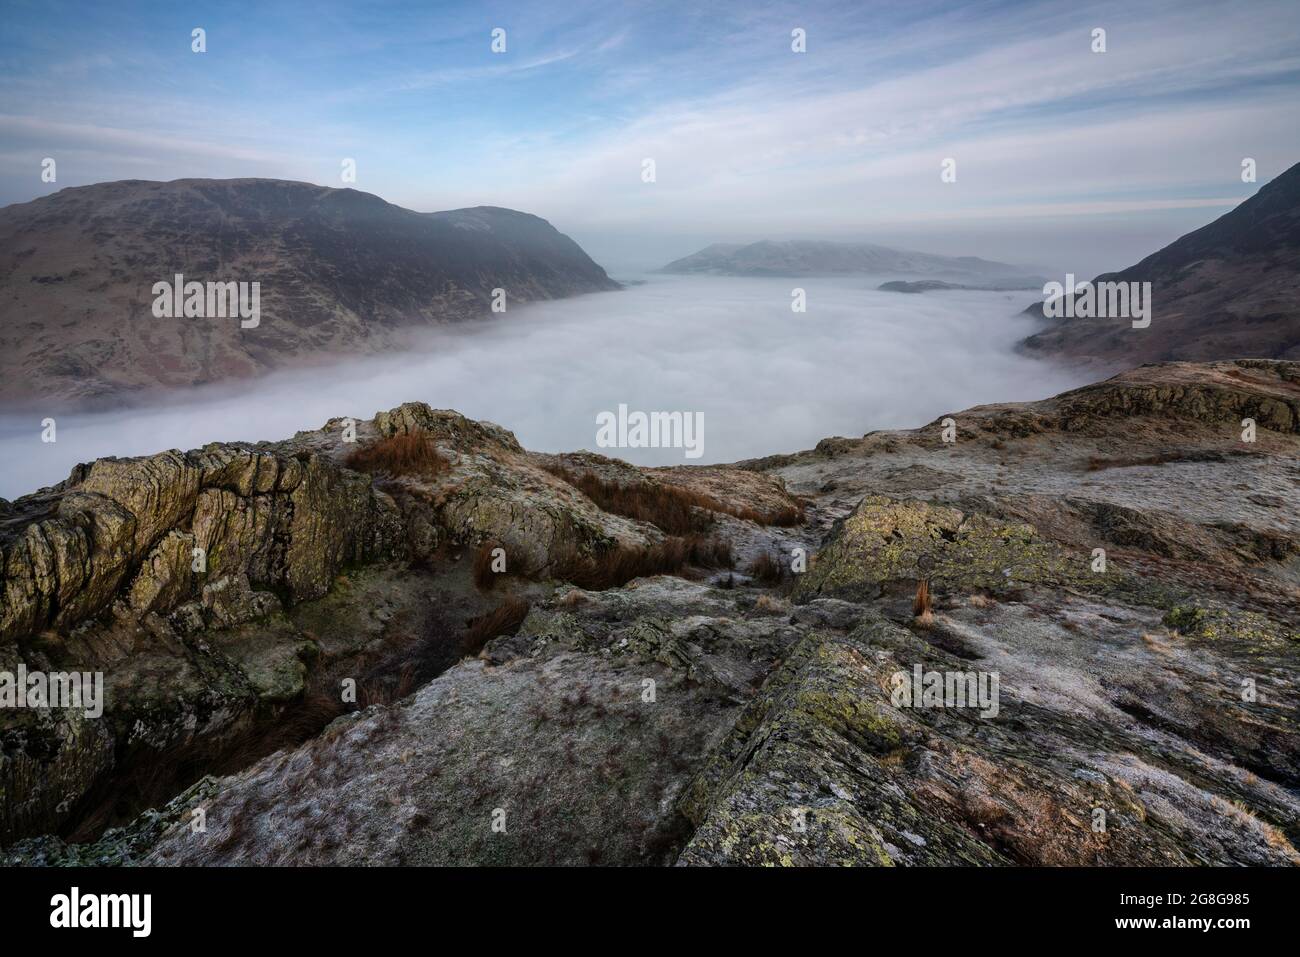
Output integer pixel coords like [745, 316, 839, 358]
[1021, 161, 1300, 367]
[0, 179, 619, 407]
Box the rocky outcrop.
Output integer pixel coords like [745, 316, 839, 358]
[12, 579, 814, 866]
[1, 446, 402, 645]
[361, 404, 665, 575]
[791, 495, 1081, 603]
[0, 401, 690, 843]
[3, 361, 1298, 866]
[0, 438, 407, 841]
[901, 359, 1300, 444]
[678, 610, 1298, 866]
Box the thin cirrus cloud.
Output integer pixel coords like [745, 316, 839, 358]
[0, 0, 1297, 273]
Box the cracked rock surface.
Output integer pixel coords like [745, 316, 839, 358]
[3, 360, 1298, 865]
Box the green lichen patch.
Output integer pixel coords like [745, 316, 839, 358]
[2, 775, 218, 866]
[1162, 605, 1297, 645]
[793, 496, 1081, 603]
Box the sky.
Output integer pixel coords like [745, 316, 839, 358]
[2, 0, 1299, 276]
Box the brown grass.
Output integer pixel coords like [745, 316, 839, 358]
[557, 589, 590, 608]
[913, 579, 932, 617]
[465, 596, 531, 655]
[473, 541, 504, 590]
[913, 579, 934, 628]
[544, 463, 804, 530]
[543, 464, 713, 534]
[1084, 448, 1256, 472]
[550, 535, 733, 590]
[730, 502, 806, 527]
[747, 551, 786, 586]
[345, 429, 448, 477]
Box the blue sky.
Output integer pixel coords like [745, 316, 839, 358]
[2, 0, 1299, 274]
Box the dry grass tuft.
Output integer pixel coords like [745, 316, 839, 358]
[544, 463, 804, 530]
[747, 551, 786, 586]
[345, 429, 449, 477]
[543, 464, 714, 534]
[465, 596, 531, 655]
[473, 542, 505, 590]
[557, 589, 590, 608]
[913, 579, 934, 627]
[550, 536, 733, 590]
[734, 502, 806, 527]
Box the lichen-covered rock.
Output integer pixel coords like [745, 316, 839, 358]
[371, 402, 524, 454]
[4, 362, 1298, 867]
[792, 495, 1079, 603]
[134, 642, 734, 865]
[0, 396, 775, 847]
[0, 405, 564, 844]
[1, 445, 403, 645]
[678, 611, 1300, 866]
[676, 627, 1004, 866]
[6, 578, 847, 865]
[338, 404, 662, 575]
[1, 776, 224, 867]
[1162, 604, 1297, 644]
[0, 439, 412, 842]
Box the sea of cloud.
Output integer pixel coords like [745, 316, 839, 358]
[0, 275, 1093, 498]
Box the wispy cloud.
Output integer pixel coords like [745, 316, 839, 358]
[0, 0, 1296, 275]
[357, 48, 584, 96]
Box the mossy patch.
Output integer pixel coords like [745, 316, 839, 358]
[2, 775, 219, 866]
[1163, 605, 1297, 645]
[793, 496, 1081, 602]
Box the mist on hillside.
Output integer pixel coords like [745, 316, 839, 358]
[0, 275, 1091, 498]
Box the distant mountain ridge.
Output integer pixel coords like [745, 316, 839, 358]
[659, 239, 1044, 284]
[879, 279, 1041, 293]
[1020, 160, 1300, 366]
[0, 178, 619, 407]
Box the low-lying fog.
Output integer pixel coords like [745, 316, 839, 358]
[0, 275, 1093, 499]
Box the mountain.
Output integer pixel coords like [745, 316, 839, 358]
[4, 360, 1297, 864]
[660, 239, 1044, 283]
[0, 179, 619, 408]
[1021, 161, 1300, 366]
[878, 279, 1040, 293]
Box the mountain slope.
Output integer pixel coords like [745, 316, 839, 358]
[0, 179, 619, 407]
[1021, 160, 1300, 366]
[660, 238, 1043, 284]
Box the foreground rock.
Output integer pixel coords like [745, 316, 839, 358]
[2, 401, 778, 844]
[3, 359, 1298, 866]
[679, 606, 1297, 865]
